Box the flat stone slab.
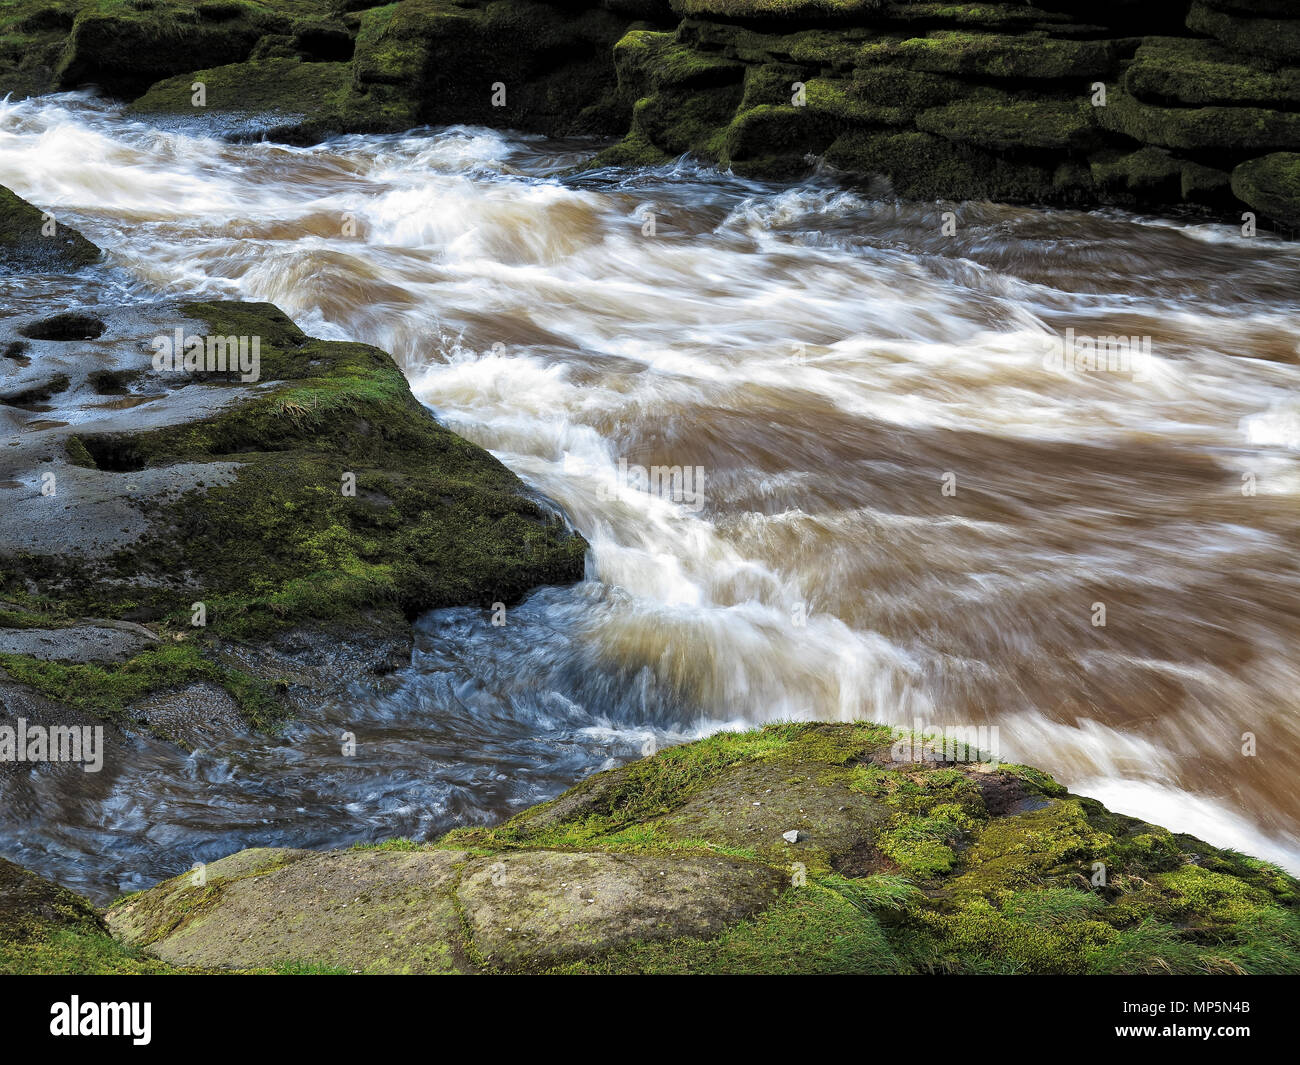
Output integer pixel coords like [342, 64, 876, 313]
[0, 621, 159, 663]
[109, 848, 471, 974]
[457, 849, 784, 970]
[107, 845, 786, 973]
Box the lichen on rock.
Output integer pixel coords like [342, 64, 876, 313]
[0, 723, 1268, 974]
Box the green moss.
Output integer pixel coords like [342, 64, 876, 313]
[1090, 145, 1184, 196]
[1125, 36, 1300, 109]
[6, 724, 1300, 974]
[0, 641, 283, 735]
[1097, 86, 1300, 152]
[445, 723, 818, 851]
[628, 81, 743, 159]
[56, 0, 315, 97]
[351, 0, 632, 136]
[857, 31, 1117, 80]
[951, 798, 1114, 892]
[555, 880, 902, 975]
[587, 123, 673, 169]
[721, 104, 837, 177]
[0, 1, 77, 97]
[823, 129, 1058, 203]
[668, 0, 884, 19]
[1187, 1, 1300, 64]
[1232, 151, 1300, 226]
[0, 184, 100, 272]
[2, 300, 586, 729]
[0, 926, 190, 975]
[0, 855, 187, 974]
[613, 28, 744, 94]
[128, 57, 387, 139]
[849, 763, 984, 878]
[917, 97, 1097, 152]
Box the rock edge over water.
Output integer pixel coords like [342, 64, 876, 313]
[0, 185, 588, 743]
[3, 722, 1298, 974]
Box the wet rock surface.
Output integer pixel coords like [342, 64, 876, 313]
[0, 185, 588, 743]
[2, 722, 1290, 974]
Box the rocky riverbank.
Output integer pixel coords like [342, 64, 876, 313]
[4, 721, 1298, 974]
[0, 184, 587, 745]
[2, 1, 1300, 226]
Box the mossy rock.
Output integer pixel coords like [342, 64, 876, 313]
[17, 722, 1283, 974]
[1125, 36, 1300, 109]
[0, 299, 587, 730]
[1196, 1, 1296, 15]
[877, 3, 1087, 33]
[1096, 86, 1300, 153]
[613, 27, 745, 100]
[721, 103, 839, 176]
[823, 128, 1060, 203]
[1081, 149, 1227, 206]
[0, 856, 182, 974]
[0, 0, 79, 97]
[917, 96, 1098, 152]
[1187, 1, 1300, 63]
[856, 31, 1117, 80]
[801, 77, 912, 127]
[54, 0, 317, 98]
[1232, 151, 1300, 227]
[669, 0, 885, 19]
[0, 185, 100, 272]
[626, 77, 745, 158]
[675, 18, 866, 70]
[127, 56, 414, 141]
[350, 0, 634, 136]
[849, 64, 982, 113]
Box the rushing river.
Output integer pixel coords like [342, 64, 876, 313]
[2, 93, 1299, 900]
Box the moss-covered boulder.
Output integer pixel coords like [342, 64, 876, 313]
[0, 856, 182, 974]
[822, 128, 1063, 202]
[668, 0, 882, 18]
[0, 185, 100, 273]
[54, 0, 315, 97]
[916, 97, 1098, 152]
[1187, 1, 1300, 64]
[126, 57, 404, 142]
[37, 722, 1289, 974]
[348, 0, 634, 137]
[1125, 36, 1300, 109]
[0, 298, 587, 738]
[1097, 86, 1300, 153]
[856, 31, 1117, 80]
[1232, 151, 1300, 227]
[0, 1, 79, 98]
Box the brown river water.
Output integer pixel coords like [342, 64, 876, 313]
[2, 93, 1298, 900]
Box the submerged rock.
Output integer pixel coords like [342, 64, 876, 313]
[3, 722, 1292, 975]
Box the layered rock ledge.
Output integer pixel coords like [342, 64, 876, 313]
[0, 185, 587, 744]
[3, 722, 1297, 974]
[3, 1, 1300, 226]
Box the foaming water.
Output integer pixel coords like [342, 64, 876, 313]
[3, 93, 1299, 897]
